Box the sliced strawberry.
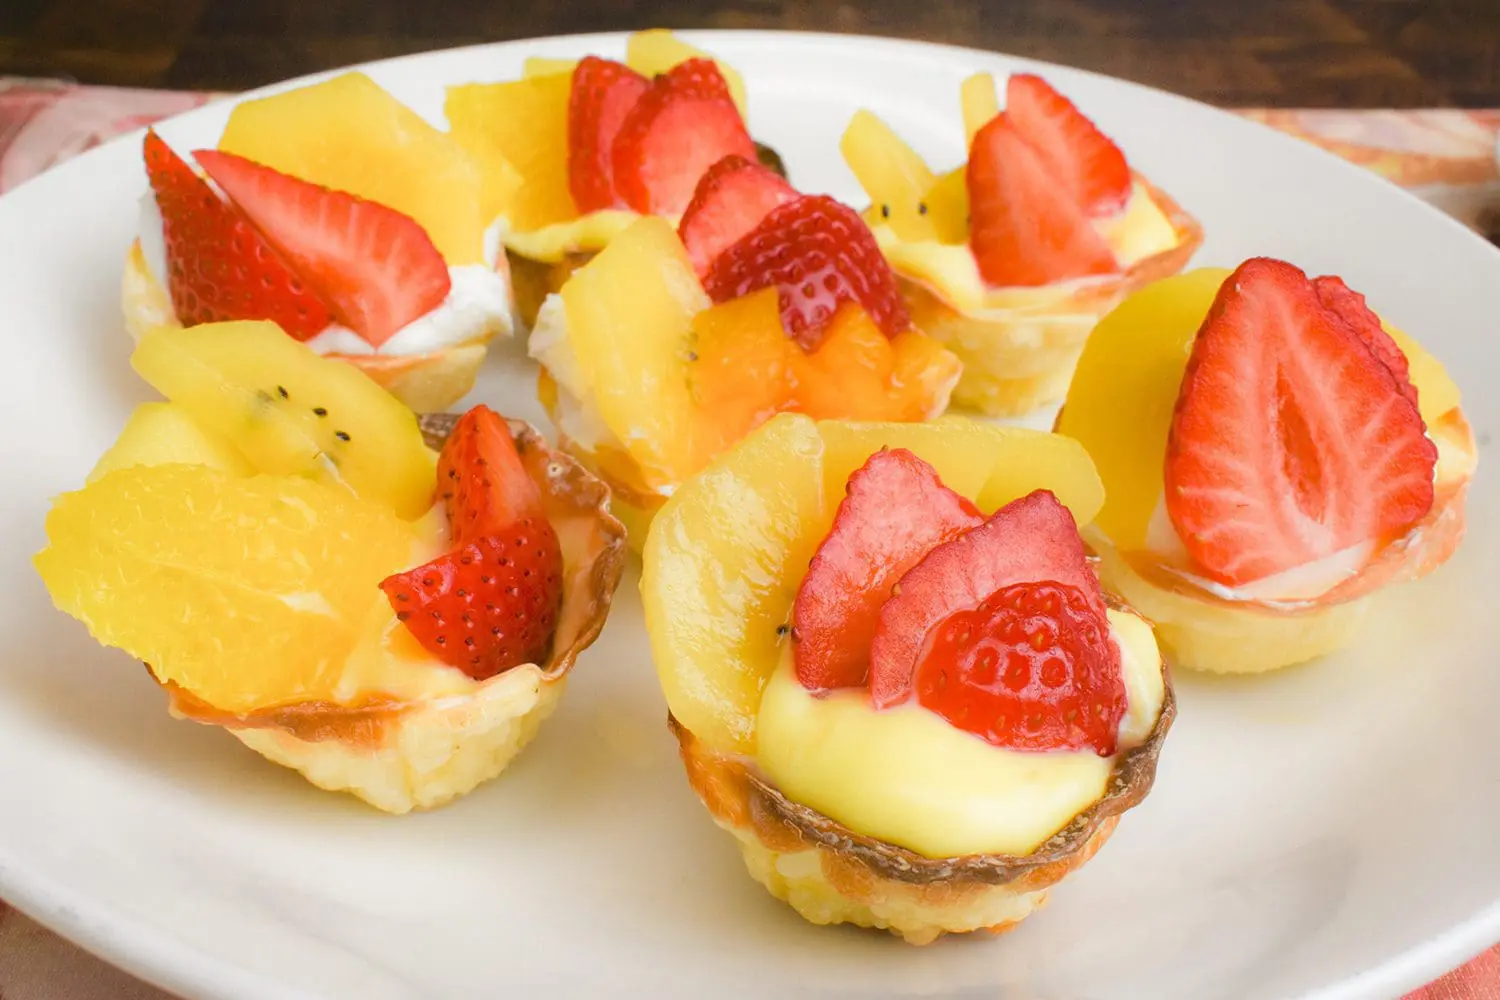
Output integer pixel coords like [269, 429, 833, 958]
[379, 516, 564, 680]
[193, 149, 450, 347]
[611, 59, 756, 217]
[436, 405, 545, 545]
[678, 154, 798, 275]
[792, 449, 981, 693]
[967, 114, 1119, 288]
[869, 489, 1101, 709]
[568, 56, 650, 214]
[142, 131, 334, 339]
[1164, 257, 1438, 587]
[702, 194, 910, 350]
[1004, 74, 1130, 217]
[1312, 275, 1419, 409]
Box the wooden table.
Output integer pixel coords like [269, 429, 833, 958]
[1, 0, 1498, 106]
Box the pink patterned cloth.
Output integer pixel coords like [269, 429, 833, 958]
[0, 77, 1496, 1000]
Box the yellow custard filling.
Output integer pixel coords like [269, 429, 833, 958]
[755, 609, 1164, 859]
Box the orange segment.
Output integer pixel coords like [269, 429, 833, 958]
[888, 330, 962, 419]
[688, 288, 795, 462]
[790, 305, 897, 419]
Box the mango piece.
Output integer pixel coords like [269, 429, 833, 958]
[626, 29, 748, 118]
[88, 402, 253, 482]
[689, 288, 795, 456]
[960, 72, 999, 144]
[840, 110, 939, 242]
[789, 305, 899, 420]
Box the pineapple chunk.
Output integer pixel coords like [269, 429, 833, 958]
[626, 29, 748, 118]
[88, 402, 253, 482]
[218, 73, 485, 264]
[841, 111, 939, 242]
[960, 72, 999, 144]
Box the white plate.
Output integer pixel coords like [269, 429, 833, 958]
[1, 30, 1498, 1000]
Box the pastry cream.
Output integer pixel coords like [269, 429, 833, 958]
[755, 608, 1164, 860]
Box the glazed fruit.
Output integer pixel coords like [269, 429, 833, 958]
[625, 29, 749, 116]
[87, 402, 253, 482]
[1004, 74, 1129, 216]
[567, 57, 650, 213]
[678, 154, 797, 274]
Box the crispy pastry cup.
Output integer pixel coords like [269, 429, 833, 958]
[154, 414, 627, 814]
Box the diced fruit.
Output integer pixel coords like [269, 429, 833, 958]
[870, 490, 1101, 708]
[960, 72, 999, 144]
[1313, 275, 1418, 408]
[914, 580, 1125, 754]
[792, 449, 980, 692]
[678, 154, 798, 275]
[922, 167, 970, 244]
[88, 402, 252, 482]
[1005, 74, 1130, 217]
[568, 57, 650, 213]
[436, 405, 544, 544]
[839, 110, 939, 243]
[143, 132, 334, 339]
[1164, 258, 1438, 586]
[688, 287, 794, 454]
[130, 321, 437, 520]
[968, 114, 1118, 287]
[35, 464, 414, 714]
[612, 59, 756, 217]
[625, 29, 749, 118]
[703, 194, 910, 350]
[446, 72, 577, 231]
[218, 72, 485, 263]
[195, 150, 451, 347]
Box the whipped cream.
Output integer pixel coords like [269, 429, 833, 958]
[527, 293, 616, 451]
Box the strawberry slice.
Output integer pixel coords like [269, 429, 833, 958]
[792, 449, 981, 693]
[611, 59, 756, 216]
[967, 114, 1119, 288]
[702, 194, 910, 350]
[678, 154, 798, 275]
[1004, 74, 1131, 217]
[194, 149, 450, 347]
[142, 131, 334, 339]
[437, 405, 545, 545]
[1312, 275, 1419, 409]
[568, 56, 650, 214]
[1164, 257, 1438, 587]
[913, 580, 1125, 755]
[868, 490, 1102, 709]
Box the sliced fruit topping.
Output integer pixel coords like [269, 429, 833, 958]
[195, 149, 451, 347]
[1164, 257, 1438, 586]
[839, 110, 939, 243]
[703, 194, 910, 350]
[624, 29, 749, 118]
[960, 73, 1000, 145]
[1312, 275, 1418, 408]
[437, 405, 545, 544]
[143, 131, 334, 339]
[869, 490, 1102, 709]
[678, 154, 798, 275]
[1004, 73, 1130, 217]
[611, 59, 756, 216]
[567, 56, 650, 213]
[792, 449, 981, 692]
[913, 580, 1125, 755]
[88, 401, 252, 483]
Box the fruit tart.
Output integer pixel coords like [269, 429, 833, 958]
[35, 321, 625, 813]
[445, 29, 785, 328]
[842, 72, 1202, 416]
[641, 414, 1173, 943]
[123, 72, 513, 412]
[1057, 259, 1476, 674]
[528, 161, 963, 545]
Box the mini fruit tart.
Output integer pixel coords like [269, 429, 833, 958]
[642, 414, 1173, 943]
[445, 29, 786, 328]
[842, 72, 1203, 416]
[35, 321, 625, 813]
[528, 162, 963, 546]
[123, 73, 513, 412]
[1057, 259, 1476, 674]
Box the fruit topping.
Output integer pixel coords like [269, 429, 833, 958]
[568, 56, 650, 213]
[839, 110, 940, 243]
[1312, 275, 1418, 408]
[678, 154, 798, 275]
[625, 29, 749, 117]
[437, 404, 547, 544]
[792, 449, 981, 692]
[144, 131, 334, 339]
[195, 149, 451, 347]
[703, 194, 910, 350]
[1004, 74, 1130, 217]
[1164, 257, 1437, 587]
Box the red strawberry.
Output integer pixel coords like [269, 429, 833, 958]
[437, 405, 545, 545]
[1004, 74, 1131, 217]
[869, 489, 1103, 709]
[142, 131, 334, 339]
[568, 56, 650, 214]
[967, 114, 1119, 288]
[379, 517, 565, 680]
[702, 194, 910, 350]
[194, 149, 450, 347]
[1312, 275, 1419, 409]
[611, 59, 756, 216]
[913, 580, 1125, 755]
[792, 449, 981, 693]
[678, 154, 798, 275]
[1164, 257, 1438, 587]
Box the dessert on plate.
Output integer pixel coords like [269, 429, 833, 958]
[842, 71, 1202, 416]
[641, 413, 1173, 942]
[445, 29, 783, 328]
[123, 72, 512, 412]
[35, 320, 626, 813]
[527, 156, 963, 545]
[1057, 259, 1476, 674]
